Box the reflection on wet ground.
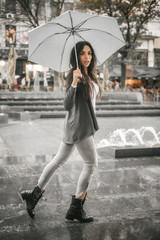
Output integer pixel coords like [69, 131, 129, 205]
[0, 153, 160, 240]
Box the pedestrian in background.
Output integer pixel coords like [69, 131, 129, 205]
[21, 41, 101, 222]
[21, 76, 26, 91]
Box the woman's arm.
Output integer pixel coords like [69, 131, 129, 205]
[64, 71, 76, 111]
[64, 69, 82, 111]
[64, 85, 77, 111]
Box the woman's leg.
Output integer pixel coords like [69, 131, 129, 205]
[75, 136, 98, 198]
[21, 141, 74, 219]
[65, 136, 97, 222]
[21, 142, 74, 218]
[38, 141, 75, 190]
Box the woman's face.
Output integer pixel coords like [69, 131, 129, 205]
[79, 45, 92, 70]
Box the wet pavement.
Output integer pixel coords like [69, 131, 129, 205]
[0, 117, 160, 240]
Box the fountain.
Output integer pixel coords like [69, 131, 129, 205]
[97, 127, 160, 158]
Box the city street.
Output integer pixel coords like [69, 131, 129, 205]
[0, 0, 160, 239]
[0, 116, 160, 240]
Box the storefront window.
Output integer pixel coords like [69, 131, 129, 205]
[155, 50, 160, 67]
[128, 51, 148, 66]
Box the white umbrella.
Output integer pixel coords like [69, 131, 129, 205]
[28, 10, 125, 72]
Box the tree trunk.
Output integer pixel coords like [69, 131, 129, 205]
[121, 61, 126, 91]
[54, 71, 59, 91]
[103, 60, 110, 91]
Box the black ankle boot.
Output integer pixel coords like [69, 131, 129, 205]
[21, 186, 44, 219]
[65, 196, 93, 222]
[82, 192, 87, 205]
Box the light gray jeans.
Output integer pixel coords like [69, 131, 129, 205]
[38, 136, 98, 197]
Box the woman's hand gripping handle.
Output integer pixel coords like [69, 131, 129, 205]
[72, 68, 82, 87]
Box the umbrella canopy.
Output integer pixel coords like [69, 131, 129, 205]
[7, 46, 18, 88]
[28, 10, 125, 72]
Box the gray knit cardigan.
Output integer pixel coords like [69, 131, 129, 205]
[63, 71, 99, 144]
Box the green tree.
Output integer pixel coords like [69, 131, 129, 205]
[77, 0, 160, 90]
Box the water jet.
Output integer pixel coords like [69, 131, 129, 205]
[97, 127, 160, 158]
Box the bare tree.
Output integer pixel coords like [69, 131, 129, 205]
[16, 0, 65, 28]
[51, 0, 65, 17]
[14, 0, 65, 91]
[76, 0, 160, 89]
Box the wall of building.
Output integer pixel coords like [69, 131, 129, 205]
[0, 0, 76, 84]
[146, 21, 160, 37]
[136, 21, 160, 68]
[0, 1, 159, 89]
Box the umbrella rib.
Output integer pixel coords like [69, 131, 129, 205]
[60, 33, 72, 72]
[75, 32, 86, 41]
[69, 11, 74, 31]
[77, 28, 125, 44]
[74, 16, 98, 31]
[47, 22, 72, 32]
[29, 31, 70, 59]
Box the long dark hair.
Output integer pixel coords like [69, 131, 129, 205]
[69, 41, 101, 100]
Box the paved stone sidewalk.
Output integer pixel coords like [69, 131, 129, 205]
[0, 152, 160, 240]
[0, 117, 160, 240]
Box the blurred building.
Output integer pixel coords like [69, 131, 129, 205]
[109, 21, 160, 88]
[0, 0, 76, 89]
[0, 0, 159, 90]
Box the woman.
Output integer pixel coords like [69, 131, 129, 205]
[21, 41, 101, 223]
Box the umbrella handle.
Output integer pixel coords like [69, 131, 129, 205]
[72, 34, 79, 69]
[72, 35, 81, 83]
